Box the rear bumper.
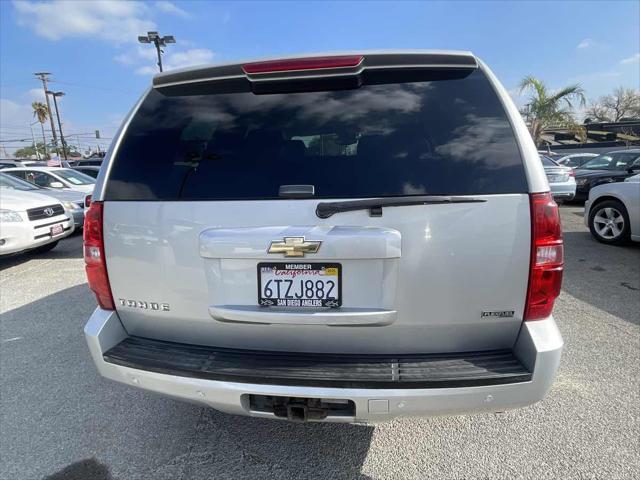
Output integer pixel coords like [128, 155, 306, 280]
[84, 309, 563, 422]
[549, 181, 576, 200]
[0, 218, 73, 255]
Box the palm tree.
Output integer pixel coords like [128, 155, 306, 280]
[518, 76, 586, 147]
[31, 101, 50, 159]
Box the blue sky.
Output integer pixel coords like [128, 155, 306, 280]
[1, 0, 639, 154]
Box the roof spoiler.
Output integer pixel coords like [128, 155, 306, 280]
[153, 51, 478, 91]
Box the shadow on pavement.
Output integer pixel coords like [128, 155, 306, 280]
[562, 230, 640, 325]
[44, 458, 112, 480]
[0, 234, 83, 270]
[2, 284, 374, 480]
[177, 408, 375, 479]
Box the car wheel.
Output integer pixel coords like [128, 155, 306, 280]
[31, 240, 59, 254]
[588, 200, 631, 245]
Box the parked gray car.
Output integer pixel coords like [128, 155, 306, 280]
[0, 172, 86, 227]
[84, 51, 563, 423]
[541, 155, 576, 200]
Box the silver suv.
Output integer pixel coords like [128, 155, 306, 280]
[84, 51, 563, 423]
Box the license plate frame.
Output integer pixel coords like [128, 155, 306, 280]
[257, 262, 342, 308]
[50, 224, 64, 237]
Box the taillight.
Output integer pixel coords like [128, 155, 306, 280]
[85, 194, 92, 208]
[568, 170, 575, 177]
[242, 55, 363, 74]
[524, 193, 563, 320]
[84, 201, 114, 310]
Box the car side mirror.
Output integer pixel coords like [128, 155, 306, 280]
[627, 166, 640, 174]
[50, 181, 65, 188]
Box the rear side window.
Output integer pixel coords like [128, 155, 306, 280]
[105, 69, 526, 200]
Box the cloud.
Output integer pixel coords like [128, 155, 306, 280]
[13, 0, 155, 43]
[620, 53, 640, 64]
[135, 48, 215, 74]
[1, 98, 35, 129]
[26, 88, 46, 101]
[577, 39, 593, 49]
[155, 1, 191, 18]
[435, 115, 520, 169]
[114, 45, 158, 65]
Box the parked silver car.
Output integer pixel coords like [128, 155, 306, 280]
[83, 51, 563, 423]
[541, 155, 576, 200]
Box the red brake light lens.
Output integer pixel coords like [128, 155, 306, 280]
[568, 170, 575, 177]
[242, 55, 363, 74]
[524, 193, 563, 320]
[83, 201, 115, 310]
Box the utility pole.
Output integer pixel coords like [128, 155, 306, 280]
[34, 72, 59, 155]
[138, 31, 175, 72]
[47, 90, 68, 161]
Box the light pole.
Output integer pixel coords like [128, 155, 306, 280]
[138, 31, 175, 72]
[46, 90, 68, 161]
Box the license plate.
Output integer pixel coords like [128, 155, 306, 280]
[548, 174, 567, 183]
[258, 263, 341, 308]
[50, 224, 64, 237]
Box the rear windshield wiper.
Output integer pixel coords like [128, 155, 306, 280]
[316, 195, 487, 219]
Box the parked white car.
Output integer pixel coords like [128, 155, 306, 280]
[0, 187, 74, 255]
[3, 166, 95, 194]
[585, 174, 640, 244]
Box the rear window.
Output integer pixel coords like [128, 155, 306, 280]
[105, 69, 526, 201]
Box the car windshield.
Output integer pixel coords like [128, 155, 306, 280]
[581, 152, 640, 170]
[55, 169, 96, 185]
[540, 156, 558, 167]
[0, 172, 41, 191]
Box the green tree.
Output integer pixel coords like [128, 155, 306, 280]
[31, 101, 50, 159]
[519, 76, 586, 147]
[14, 142, 46, 158]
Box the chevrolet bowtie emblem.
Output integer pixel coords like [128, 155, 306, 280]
[268, 237, 321, 257]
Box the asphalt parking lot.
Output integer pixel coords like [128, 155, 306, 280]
[1, 206, 638, 480]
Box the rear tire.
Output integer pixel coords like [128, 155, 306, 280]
[31, 240, 59, 254]
[588, 200, 630, 245]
